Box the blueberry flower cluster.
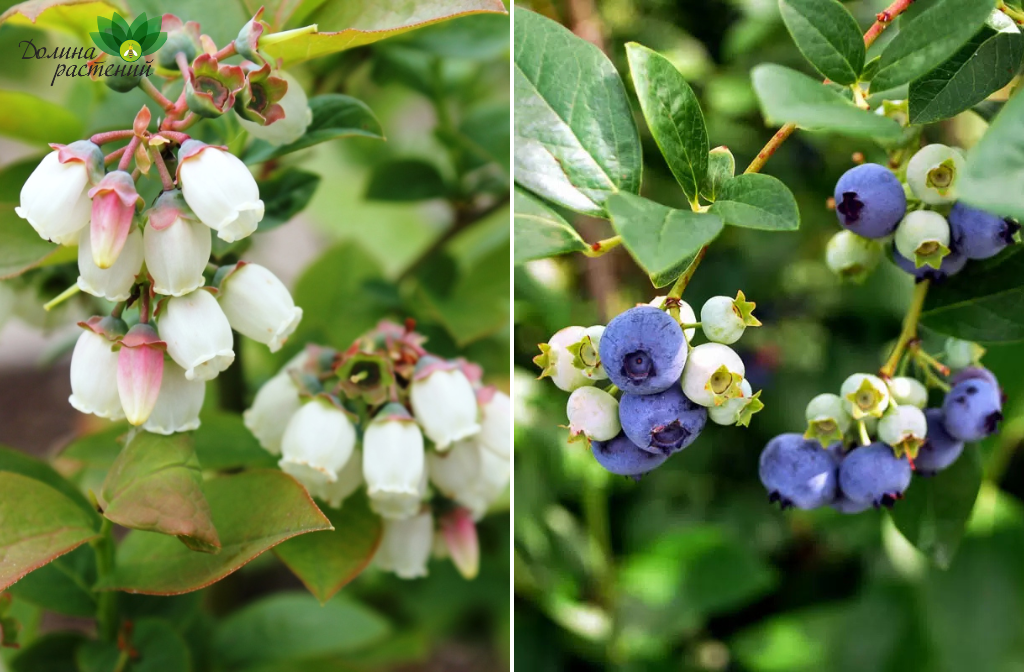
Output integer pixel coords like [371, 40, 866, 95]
[536, 291, 764, 479]
[244, 321, 510, 580]
[827, 141, 1019, 283]
[760, 344, 1004, 513]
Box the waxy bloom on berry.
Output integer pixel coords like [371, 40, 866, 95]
[238, 70, 312, 145]
[68, 318, 126, 421]
[216, 262, 302, 353]
[375, 512, 434, 579]
[178, 140, 264, 243]
[88, 171, 142, 269]
[158, 289, 235, 381]
[116, 323, 165, 426]
[410, 357, 480, 450]
[144, 190, 211, 297]
[363, 403, 426, 520]
[16, 141, 103, 245]
[279, 397, 356, 491]
[144, 362, 205, 435]
[78, 226, 143, 301]
[440, 508, 479, 580]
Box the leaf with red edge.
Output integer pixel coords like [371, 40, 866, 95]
[0, 472, 101, 592]
[274, 493, 382, 603]
[98, 432, 220, 554]
[96, 470, 332, 595]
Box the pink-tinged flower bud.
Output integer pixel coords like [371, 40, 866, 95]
[243, 368, 302, 455]
[116, 323, 166, 426]
[88, 171, 142, 269]
[375, 511, 434, 579]
[234, 62, 288, 125]
[410, 357, 480, 451]
[77, 226, 143, 301]
[157, 14, 201, 72]
[158, 289, 234, 381]
[144, 190, 211, 297]
[16, 141, 103, 244]
[237, 70, 312, 145]
[178, 141, 264, 242]
[279, 396, 356, 492]
[68, 318, 127, 420]
[234, 8, 269, 64]
[477, 388, 511, 458]
[185, 54, 246, 118]
[440, 508, 479, 580]
[363, 403, 425, 520]
[216, 262, 302, 353]
[312, 447, 364, 509]
[144, 361, 205, 434]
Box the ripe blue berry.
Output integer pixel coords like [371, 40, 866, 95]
[619, 384, 707, 455]
[599, 306, 687, 395]
[837, 442, 912, 508]
[827, 444, 874, 513]
[951, 366, 999, 389]
[833, 163, 907, 238]
[942, 376, 1003, 442]
[759, 433, 838, 510]
[915, 408, 965, 475]
[892, 247, 966, 282]
[948, 202, 1020, 260]
[591, 432, 668, 477]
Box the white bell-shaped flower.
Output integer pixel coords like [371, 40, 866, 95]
[409, 357, 480, 451]
[177, 140, 264, 243]
[16, 141, 101, 244]
[375, 511, 434, 579]
[144, 191, 211, 297]
[477, 389, 511, 458]
[158, 289, 235, 382]
[68, 323, 125, 420]
[144, 361, 205, 435]
[312, 448, 364, 509]
[467, 445, 511, 519]
[363, 403, 425, 520]
[77, 226, 144, 302]
[216, 263, 302, 353]
[238, 70, 312, 146]
[427, 438, 481, 505]
[279, 396, 356, 491]
[243, 370, 302, 455]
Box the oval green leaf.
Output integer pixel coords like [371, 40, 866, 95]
[779, 0, 866, 85]
[513, 188, 588, 264]
[709, 173, 800, 231]
[0, 90, 83, 146]
[958, 87, 1024, 221]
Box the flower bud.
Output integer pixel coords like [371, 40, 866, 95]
[116, 323, 166, 426]
[887, 376, 928, 408]
[565, 325, 608, 380]
[533, 326, 593, 392]
[362, 403, 426, 520]
[566, 387, 620, 442]
[410, 357, 480, 450]
[681, 343, 746, 407]
[237, 70, 312, 145]
[804, 392, 851, 446]
[375, 512, 434, 579]
[144, 361, 205, 434]
[158, 289, 235, 381]
[69, 319, 126, 420]
[477, 389, 511, 459]
[185, 54, 246, 118]
[312, 447, 364, 509]
[840, 373, 890, 420]
[77, 226, 143, 301]
[157, 14, 201, 71]
[215, 262, 302, 353]
[234, 8, 270, 64]
[144, 191, 211, 297]
[178, 141, 264, 243]
[87, 171, 142, 269]
[440, 508, 479, 580]
[243, 367, 303, 455]
[16, 141, 102, 244]
[279, 397, 356, 491]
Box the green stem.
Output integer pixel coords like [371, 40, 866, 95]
[91, 518, 118, 642]
[582, 236, 622, 257]
[112, 649, 130, 672]
[43, 284, 81, 312]
[857, 419, 871, 446]
[667, 246, 708, 299]
[879, 280, 930, 378]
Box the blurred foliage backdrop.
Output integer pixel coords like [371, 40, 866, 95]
[0, 1, 510, 670]
[513, 0, 1024, 670]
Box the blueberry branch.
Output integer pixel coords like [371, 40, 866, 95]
[666, 245, 708, 299]
[582, 235, 622, 257]
[879, 279, 930, 378]
[138, 77, 174, 112]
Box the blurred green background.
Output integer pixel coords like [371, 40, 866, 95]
[512, 1, 1024, 670]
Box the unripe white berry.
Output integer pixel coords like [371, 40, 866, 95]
[566, 387, 620, 441]
[682, 343, 745, 407]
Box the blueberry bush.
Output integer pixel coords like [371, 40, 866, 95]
[514, 0, 1024, 668]
[0, 0, 510, 669]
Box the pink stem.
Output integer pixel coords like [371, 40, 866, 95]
[91, 130, 135, 145]
[213, 42, 237, 61]
[118, 136, 140, 172]
[104, 146, 128, 165]
[139, 77, 174, 111]
[158, 130, 191, 144]
[168, 112, 198, 131]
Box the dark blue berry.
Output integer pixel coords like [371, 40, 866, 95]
[942, 377, 1003, 442]
[759, 433, 839, 510]
[893, 247, 966, 282]
[592, 432, 668, 477]
[619, 384, 707, 455]
[948, 202, 1019, 260]
[599, 306, 687, 395]
[838, 442, 911, 507]
[834, 164, 907, 239]
[915, 408, 965, 475]
[951, 366, 999, 389]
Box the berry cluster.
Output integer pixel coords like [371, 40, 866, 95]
[536, 291, 764, 478]
[760, 339, 1004, 513]
[827, 141, 1020, 283]
[245, 321, 510, 580]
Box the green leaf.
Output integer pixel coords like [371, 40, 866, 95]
[751, 64, 903, 140]
[0, 90, 83, 146]
[0, 210, 71, 281]
[625, 42, 708, 205]
[459, 102, 511, 175]
[245, 95, 383, 164]
[77, 618, 191, 672]
[8, 545, 96, 617]
[98, 432, 220, 553]
[10, 632, 86, 672]
[709, 173, 800, 231]
[257, 168, 322, 231]
[96, 470, 331, 595]
[365, 160, 448, 202]
[919, 248, 1024, 343]
[0, 471, 101, 592]
[871, 0, 998, 92]
[890, 446, 982, 568]
[778, 0, 866, 85]
[0, 444, 97, 521]
[958, 88, 1024, 221]
[192, 411, 278, 471]
[909, 11, 1023, 124]
[260, 1, 507, 65]
[273, 494, 382, 604]
[212, 592, 390, 668]
[55, 424, 128, 498]
[513, 7, 642, 217]
[513, 188, 588, 264]
[701, 146, 736, 202]
[388, 12, 509, 60]
[0, 1, 125, 38]
[606, 192, 724, 287]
